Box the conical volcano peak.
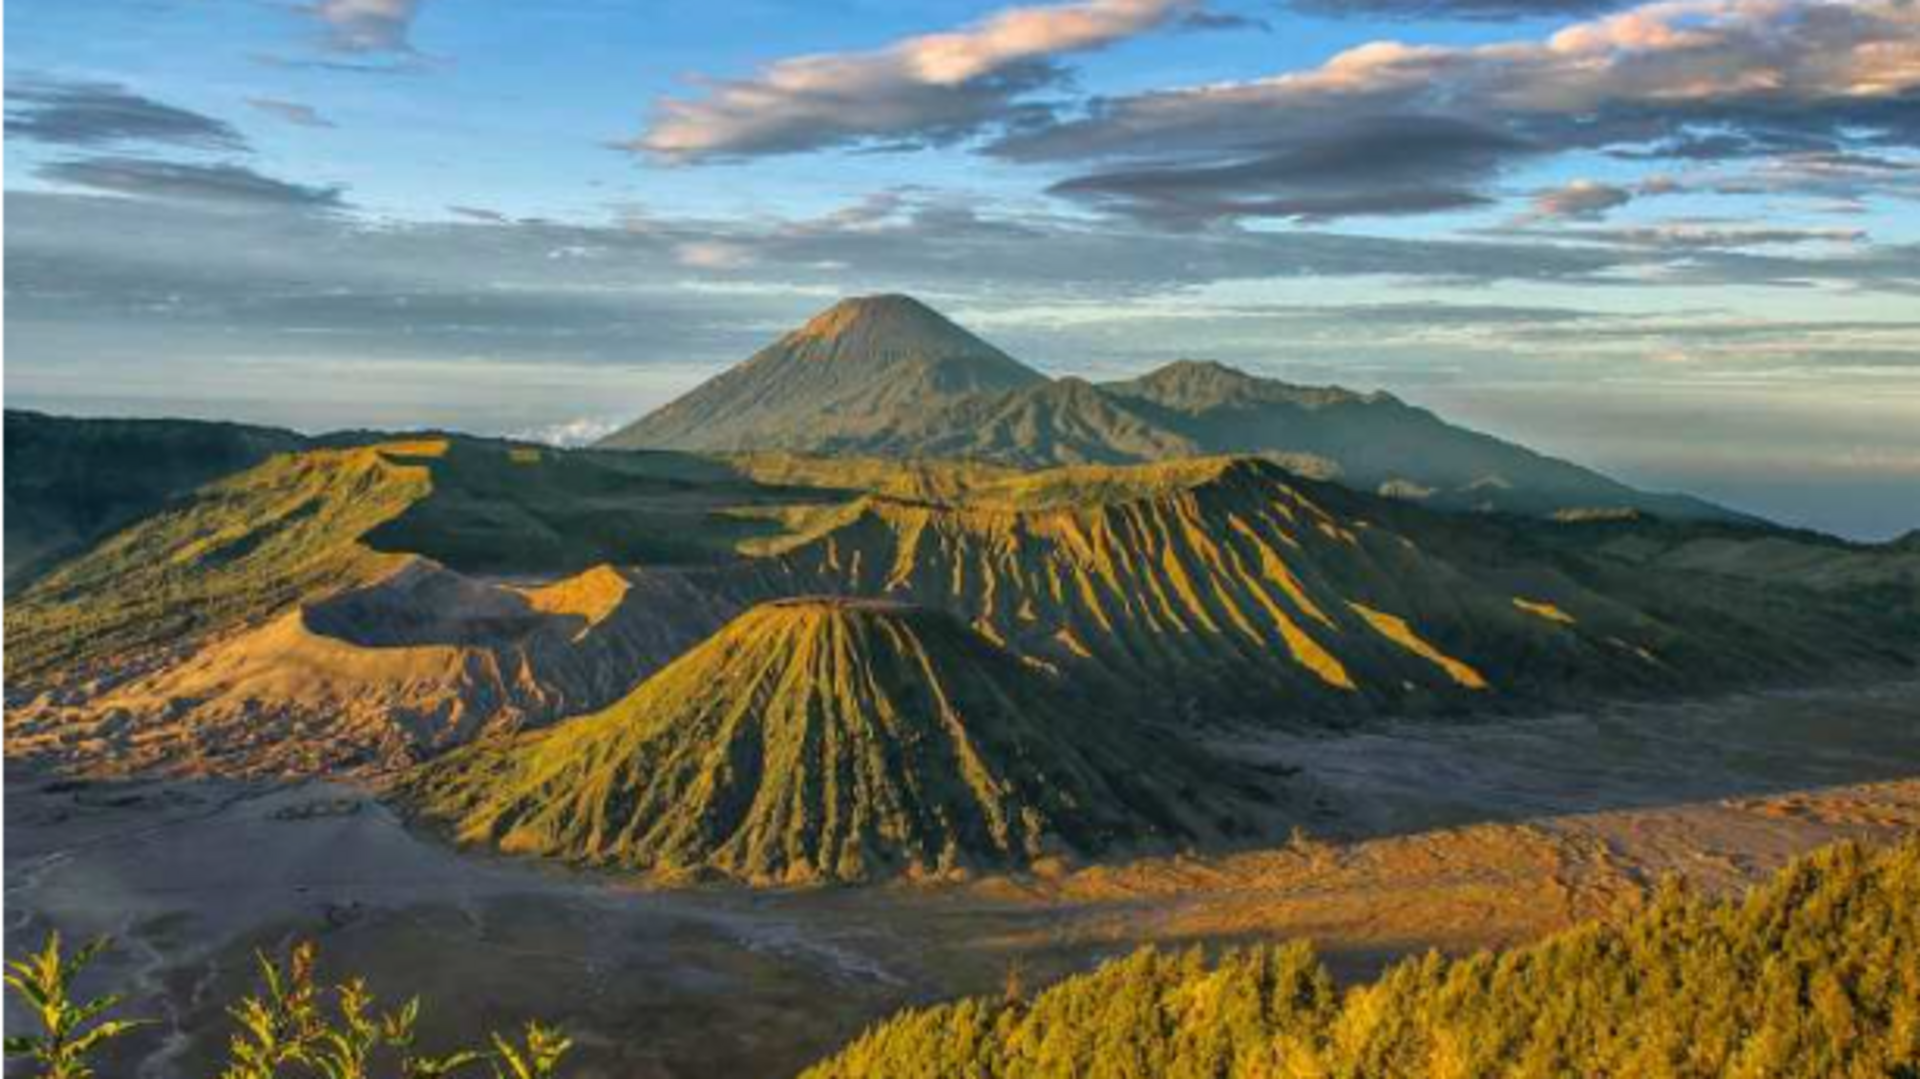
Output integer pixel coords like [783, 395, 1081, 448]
[789, 293, 998, 356]
[597, 294, 1043, 452]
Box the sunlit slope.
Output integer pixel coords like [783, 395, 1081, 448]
[748, 458, 1897, 723]
[4, 409, 308, 585]
[5, 440, 433, 690]
[401, 599, 1266, 883]
[2, 439, 842, 776]
[4, 438, 839, 682]
[801, 837, 1920, 1078]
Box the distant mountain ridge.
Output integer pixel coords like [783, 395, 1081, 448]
[600, 296, 1745, 523]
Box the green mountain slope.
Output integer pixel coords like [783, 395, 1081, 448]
[744, 457, 1898, 725]
[5, 439, 431, 690]
[400, 598, 1266, 883]
[599, 295, 1046, 452]
[8, 442, 1909, 781]
[598, 297, 1746, 523]
[801, 836, 1920, 1078]
[4, 410, 307, 584]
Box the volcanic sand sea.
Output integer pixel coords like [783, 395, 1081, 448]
[6, 679, 1919, 1078]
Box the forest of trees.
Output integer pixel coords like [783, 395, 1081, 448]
[803, 837, 1920, 1078]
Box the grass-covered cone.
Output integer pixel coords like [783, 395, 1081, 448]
[399, 598, 1267, 884]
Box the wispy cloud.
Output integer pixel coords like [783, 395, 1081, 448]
[246, 98, 336, 128]
[634, 0, 1201, 161]
[6, 77, 247, 150]
[1525, 179, 1633, 221]
[34, 158, 347, 214]
[312, 0, 426, 53]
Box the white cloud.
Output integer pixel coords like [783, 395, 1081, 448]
[313, 0, 424, 53]
[635, 0, 1200, 160]
[1528, 179, 1634, 220]
[510, 416, 627, 447]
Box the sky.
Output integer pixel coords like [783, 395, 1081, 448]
[5, 0, 1919, 539]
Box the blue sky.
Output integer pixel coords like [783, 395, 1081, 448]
[6, 0, 1920, 537]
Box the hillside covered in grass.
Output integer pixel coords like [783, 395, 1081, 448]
[3, 409, 306, 584]
[400, 598, 1270, 883]
[748, 457, 1908, 724]
[803, 836, 1920, 1078]
[8, 434, 1915, 781]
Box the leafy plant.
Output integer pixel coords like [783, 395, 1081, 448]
[3, 933, 146, 1079]
[219, 941, 571, 1079]
[4, 935, 569, 1079]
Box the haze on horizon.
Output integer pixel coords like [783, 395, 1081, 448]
[5, 0, 1918, 539]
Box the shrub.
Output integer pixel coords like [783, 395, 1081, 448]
[4, 936, 569, 1079]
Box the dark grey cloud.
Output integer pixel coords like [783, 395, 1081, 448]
[1049, 115, 1529, 224]
[246, 98, 336, 128]
[989, 0, 1920, 224]
[1179, 9, 1271, 31]
[11, 180, 1916, 382]
[34, 158, 347, 213]
[448, 205, 511, 223]
[5, 77, 247, 150]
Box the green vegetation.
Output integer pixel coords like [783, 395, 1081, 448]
[360, 442, 848, 575]
[4, 934, 145, 1079]
[5, 443, 429, 686]
[4, 935, 568, 1079]
[400, 598, 1266, 883]
[802, 836, 1920, 1078]
[4, 410, 306, 584]
[755, 457, 1896, 724]
[1, 437, 846, 687]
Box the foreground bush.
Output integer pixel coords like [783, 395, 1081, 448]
[804, 837, 1920, 1078]
[4, 935, 568, 1079]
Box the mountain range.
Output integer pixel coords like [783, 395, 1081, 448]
[5, 294, 1917, 881]
[600, 295, 1742, 523]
